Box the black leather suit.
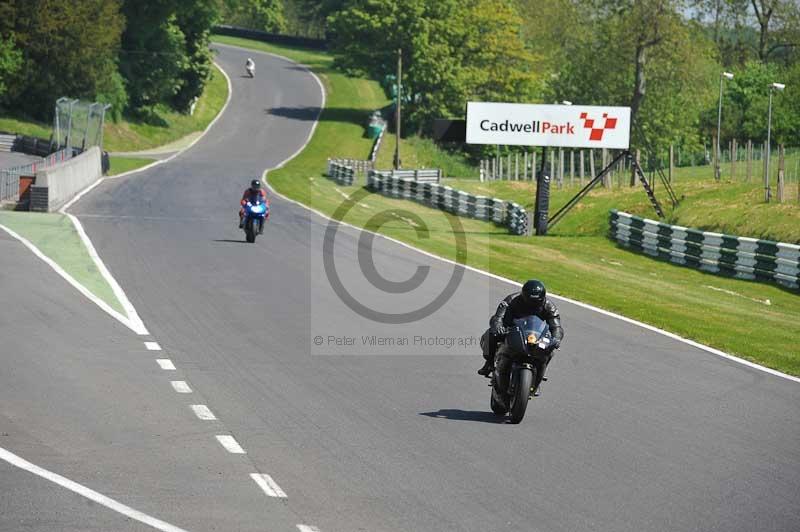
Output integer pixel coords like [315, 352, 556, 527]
[481, 293, 564, 387]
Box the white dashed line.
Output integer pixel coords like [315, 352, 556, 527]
[251, 473, 288, 498]
[144, 341, 161, 351]
[216, 435, 245, 454]
[190, 405, 217, 420]
[156, 359, 176, 370]
[170, 381, 192, 393]
[297, 525, 321, 532]
[0, 446, 189, 532]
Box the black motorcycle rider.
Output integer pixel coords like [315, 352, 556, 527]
[479, 280, 564, 394]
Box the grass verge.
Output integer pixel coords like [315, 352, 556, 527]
[0, 212, 124, 315]
[219, 36, 800, 376]
[0, 63, 228, 154]
[107, 156, 156, 176]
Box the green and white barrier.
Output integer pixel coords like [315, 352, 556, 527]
[326, 160, 355, 186]
[609, 210, 800, 290]
[367, 170, 529, 235]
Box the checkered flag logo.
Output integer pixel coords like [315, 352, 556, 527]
[580, 112, 618, 141]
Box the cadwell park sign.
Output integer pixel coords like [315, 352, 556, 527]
[465, 102, 631, 150]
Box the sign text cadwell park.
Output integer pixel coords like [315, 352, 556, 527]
[465, 102, 631, 150]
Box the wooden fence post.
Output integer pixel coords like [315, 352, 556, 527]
[558, 148, 564, 188]
[579, 150, 585, 185]
[531, 151, 536, 181]
[589, 150, 595, 181]
[570, 150, 575, 186]
[746, 140, 752, 182]
[523, 151, 528, 180]
[601, 149, 609, 187]
[731, 139, 737, 180]
[712, 134, 718, 180]
[550, 150, 555, 183]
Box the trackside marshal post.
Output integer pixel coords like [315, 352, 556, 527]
[466, 102, 631, 234]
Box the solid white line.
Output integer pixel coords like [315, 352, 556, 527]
[0, 223, 142, 336]
[144, 342, 161, 351]
[156, 359, 176, 370]
[170, 381, 192, 394]
[0, 446, 189, 532]
[250, 473, 287, 498]
[296, 525, 321, 532]
[64, 213, 149, 335]
[216, 435, 245, 454]
[52, 60, 235, 338]
[190, 405, 217, 420]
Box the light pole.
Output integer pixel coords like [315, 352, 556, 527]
[715, 71, 734, 181]
[393, 48, 402, 170]
[765, 82, 786, 201]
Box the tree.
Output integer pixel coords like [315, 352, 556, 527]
[120, 1, 187, 113]
[0, 35, 22, 104]
[9, 0, 125, 120]
[548, 0, 718, 151]
[751, 0, 800, 62]
[217, 0, 286, 32]
[173, 0, 219, 112]
[328, 0, 538, 133]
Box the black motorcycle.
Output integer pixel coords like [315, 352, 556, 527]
[490, 315, 552, 424]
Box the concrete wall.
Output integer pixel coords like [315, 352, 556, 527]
[31, 146, 101, 212]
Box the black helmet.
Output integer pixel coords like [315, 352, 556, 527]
[250, 179, 261, 190]
[521, 279, 546, 307]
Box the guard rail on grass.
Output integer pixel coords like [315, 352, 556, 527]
[609, 210, 800, 290]
[326, 160, 355, 185]
[367, 170, 529, 235]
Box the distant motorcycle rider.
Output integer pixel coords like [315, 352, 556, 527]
[479, 280, 564, 391]
[239, 179, 269, 229]
[245, 57, 255, 77]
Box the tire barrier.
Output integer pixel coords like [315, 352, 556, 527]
[326, 160, 355, 185]
[367, 170, 529, 235]
[609, 210, 800, 290]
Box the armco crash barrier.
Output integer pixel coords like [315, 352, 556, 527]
[30, 146, 102, 212]
[367, 170, 529, 235]
[609, 210, 800, 290]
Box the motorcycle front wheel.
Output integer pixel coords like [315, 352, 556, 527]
[508, 367, 534, 424]
[245, 220, 256, 243]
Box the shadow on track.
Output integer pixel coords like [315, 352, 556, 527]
[419, 409, 504, 424]
[212, 239, 247, 244]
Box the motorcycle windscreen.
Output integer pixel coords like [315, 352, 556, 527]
[512, 316, 549, 342]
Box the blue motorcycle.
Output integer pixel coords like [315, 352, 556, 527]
[243, 199, 268, 243]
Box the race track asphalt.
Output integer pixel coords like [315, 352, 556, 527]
[1, 43, 798, 532]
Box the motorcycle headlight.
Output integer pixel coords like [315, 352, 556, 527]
[527, 333, 537, 344]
